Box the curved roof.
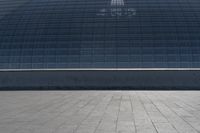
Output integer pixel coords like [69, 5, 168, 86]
[0, 0, 200, 69]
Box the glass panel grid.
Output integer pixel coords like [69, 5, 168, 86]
[0, 0, 200, 69]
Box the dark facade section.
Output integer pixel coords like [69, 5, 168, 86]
[0, 70, 200, 89]
[0, 0, 200, 69]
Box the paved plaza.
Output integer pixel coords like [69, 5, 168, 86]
[0, 91, 200, 133]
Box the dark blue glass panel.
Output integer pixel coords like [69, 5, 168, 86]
[0, 0, 200, 69]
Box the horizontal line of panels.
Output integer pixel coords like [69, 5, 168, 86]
[1, 63, 200, 69]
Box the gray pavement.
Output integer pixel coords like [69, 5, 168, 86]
[0, 91, 200, 133]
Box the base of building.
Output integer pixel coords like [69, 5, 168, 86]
[0, 70, 200, 90]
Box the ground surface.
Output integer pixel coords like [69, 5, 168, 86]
[0, 91, 200, 133]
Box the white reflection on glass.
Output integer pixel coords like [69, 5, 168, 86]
[96, 0, 136, 17]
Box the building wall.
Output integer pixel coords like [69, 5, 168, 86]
[0, 70, 200, 89]
[0, 0, 27, 19]
[0, 0, 200, 90]
[0, 0, 200, 69]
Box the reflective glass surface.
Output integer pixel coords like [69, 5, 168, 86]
[0, 0, 200, 69]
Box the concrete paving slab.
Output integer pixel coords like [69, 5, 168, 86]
[0, 91, 200, 133]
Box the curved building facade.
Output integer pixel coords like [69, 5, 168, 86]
[0, 0, 200, 89]
[0, 0, 200, 69]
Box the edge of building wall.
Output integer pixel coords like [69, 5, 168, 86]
[0, 70, 200, 90]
